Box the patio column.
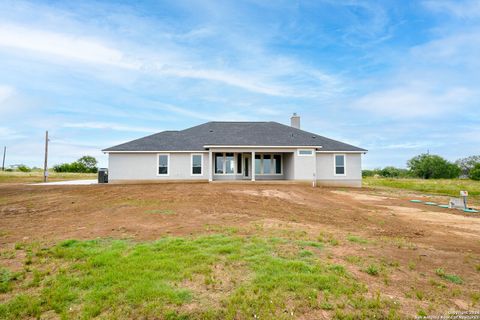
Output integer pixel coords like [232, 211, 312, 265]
[208, 150, 213, 182]
[251, 151, 255, 181]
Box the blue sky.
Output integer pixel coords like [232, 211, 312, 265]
[0, 0, 479, 169]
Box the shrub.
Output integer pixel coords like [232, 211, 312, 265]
[455, 155, 480, 177]
[53, 156, 98, 173]
[380, 166, 405, 178]
[407, 154, 461, 179]
[17, 165, 31, 172]
[362, 169, 382, 177]
[469, 163, 480, 181]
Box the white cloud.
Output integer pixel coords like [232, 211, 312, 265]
[423, 0, 480, 18]
[352, 85, 474, 118]
[410, 31, 480, 68]
[62, 122, 158, 133]
[0, 21, 342, 98]
[0, 24, 138, 69]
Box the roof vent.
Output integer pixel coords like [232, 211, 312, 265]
[209, 130, 214, 133]
[290, 113, 300, 129]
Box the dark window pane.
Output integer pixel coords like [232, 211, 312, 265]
[193, 166, 201, 174]
[255, 154, 261, 159]
[336, 166, 345, 175]
[215, 153, 224, 174]
[274, 155, 282, 174]
[159, 166, 168, 174]
[237, 154, 242, 173]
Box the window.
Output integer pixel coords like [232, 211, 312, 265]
[298, 149, 313, 156]
[192, 154, 202, 175]
[335, 154, 345, 175]
[253, 154, 282, 175]
[158, 154, 169, 175]
[273, 154, 282, 174]
[263, 154, 271, 174]
[215, 153, 224, 174]
[255, 154, 262, 174]
[225, 153, 234, 174]
[237, 154, 242, 174]
[214, 153, 237, 175]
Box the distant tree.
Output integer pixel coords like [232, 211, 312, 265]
[77, 156, 98, 173]
[53, 156, 98, 173]
[17, 164, 31, 172]
[380, 166, 401, 178]
[407, 153, 461, 179]
[469, 163, 480, 181]
[455, 155, 480, 177]
[362, 169, 380, 177]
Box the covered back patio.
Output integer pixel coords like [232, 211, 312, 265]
[207, 148, 294, 181]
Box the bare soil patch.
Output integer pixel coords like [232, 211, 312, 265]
[1, 182, 479, 318]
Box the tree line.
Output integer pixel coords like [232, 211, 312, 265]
[6, 156, 98, 173]
[363, 154, 480, 180]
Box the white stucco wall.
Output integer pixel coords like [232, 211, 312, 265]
[107, 150, 363, 187]
[316, 153, 362, 187]
[108, 152, 209, 181]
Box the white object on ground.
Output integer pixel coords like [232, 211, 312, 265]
[31, 179, 98, 186]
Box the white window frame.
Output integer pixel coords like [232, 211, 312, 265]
[157, 153, 170, 176]
[191, 154, 203, 176]
[334, 154, 346, 176]
[214, 152, 236, 176]
[297, 149, 314, 156]
[255, 153, 283, 175]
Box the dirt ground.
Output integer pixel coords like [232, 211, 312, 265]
[1, 182, 479, 317]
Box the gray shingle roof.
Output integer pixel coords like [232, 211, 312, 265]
[103, 121, 366, 152]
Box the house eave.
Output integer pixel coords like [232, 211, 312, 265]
[203, 145, 323, 149]
[103, 150, 208, 154]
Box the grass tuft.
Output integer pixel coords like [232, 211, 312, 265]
[364, 264, 379, 276]
[347, 235, 369, 244]
[435, 268, 463, 284]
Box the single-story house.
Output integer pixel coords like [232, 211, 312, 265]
[102, 114, 367, 187]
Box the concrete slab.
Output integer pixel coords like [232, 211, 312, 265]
[31, 179, 98, 186]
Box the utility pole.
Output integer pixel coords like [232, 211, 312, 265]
[43, 131, 49, 182]
[1, 146, 5, 171]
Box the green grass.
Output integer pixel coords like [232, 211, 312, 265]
[435, 268, 464, 284]
[347, 235, 369, 244]
[0, 171, 96, 184]
[363, 177, 480, 198]
[364, 265, 379, 276]
[0, 235, 399, 319]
